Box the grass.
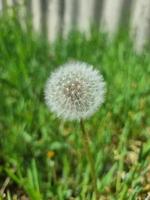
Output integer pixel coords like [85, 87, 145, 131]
[0, 9, 150, 200]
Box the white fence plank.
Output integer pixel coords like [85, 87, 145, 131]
[31, 0, 41, 32]
[47, 0, 60, 42]
[77, 0, 95, 32]
[0, 0, 3, 11]
[15, 0, 26, 29]
[6, 0, 13, 7]
[101, 0, 124, 35]
[5, 0, 14, 16]
[130, 0, 150, 53]
[63, 0, 74, 36]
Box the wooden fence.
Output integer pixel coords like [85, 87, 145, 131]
[0, 0, 150, 53]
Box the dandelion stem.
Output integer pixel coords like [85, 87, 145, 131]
[80, 119, 99, 200]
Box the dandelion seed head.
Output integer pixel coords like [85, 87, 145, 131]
[45, 62, 106, 120]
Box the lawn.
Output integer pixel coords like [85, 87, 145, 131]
[0, 11, 150, 200]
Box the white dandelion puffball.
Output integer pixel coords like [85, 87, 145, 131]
[45, 62, 106, 121]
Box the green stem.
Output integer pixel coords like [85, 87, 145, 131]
[80, 119, 99, 200]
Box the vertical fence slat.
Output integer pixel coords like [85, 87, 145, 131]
[77, 0, 95, 32]
[63, 0, 74, 36]
[0, 0, 3, 11]
[6, 0, 13, 7]
[15, 0, 26, 29]
[130, 0, 150, 53]
[47, 0, 60, 42]
[5, 0, 14, 17]
[31, 0, 41, 32]
[101, 0, 124, 35]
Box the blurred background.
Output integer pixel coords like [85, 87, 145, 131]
[0, 0, 150, 200]
[0, 0, 150, 52]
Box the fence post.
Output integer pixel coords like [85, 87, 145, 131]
[130, 0, 150, 53]
[77, 0, 95, 33]
[101, 0, 124, 35]
[31, 0, 41, 32]
[6, 0, 13, 7]
[15, 0, 26, 29]
[47, 0, 60, 42]
[0, 0, 2, 11]
[63, 0, 74, 37]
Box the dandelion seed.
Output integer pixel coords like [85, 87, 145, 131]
[45, 61, 106, 121]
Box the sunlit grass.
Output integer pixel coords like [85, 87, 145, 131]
[0, 11, 150, 200]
